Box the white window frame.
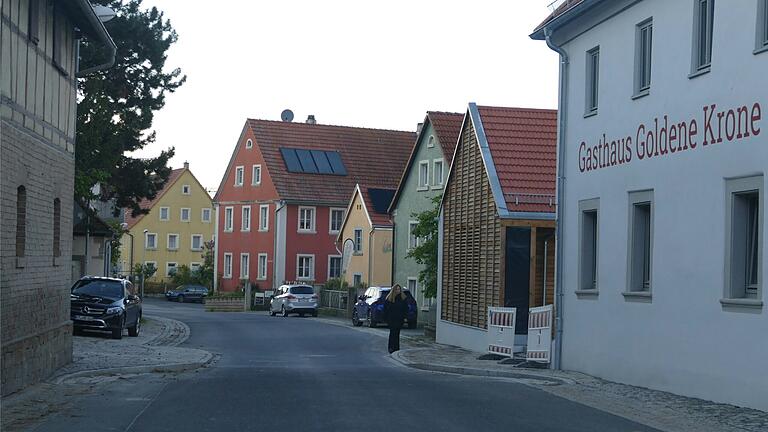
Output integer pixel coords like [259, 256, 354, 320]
[427, 135, 435, 148]
[223, 253, 233, 279]
[329, 208, 345, 234]
[298, 206, 316, 233]
[240, 253, 250, 280]
[145, 232, 157, 250]
[353, 273, 363, 287]
[234, 166, 244, 186]
[625, 190, 654, 298]
[182, 184, 191, 195]
[353, 228, 363, 254]
[417, 161, 429, 190]
[180, 207, 191, 222]
[167, 233, 180, 251]
[144, 260, 157, 273]
[432, 158, 444, 188]
[241, 205, 251, 232]
[259, 204, 269, 231]
[634, 18, 653, 97]
[166, 262, 178, 277]
[257, 253, 268, 280]
[691, 0, 715, 75]
[296, 254, 315, 280]
[723, 176, 763, 308]
[201, 208, 212, 223]
[585, 46, 600, 115]
[252, 164, 261, 186]
[190, 234, 203, 251]
[159, 206, 170, 221]
[327, 255, 342, 279]
[190, 262, 202, 272]
[245, 138, 253, 149]
[577, 199, 599, 294]
[408, 221, 419, 250]
[756, 0, 768, 53]
[224, 207, 234, 232]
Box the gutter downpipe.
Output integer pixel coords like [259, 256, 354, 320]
[272, 200, 286, 290]
[213, 203, 220, 292]
[545, 27, 568, 371]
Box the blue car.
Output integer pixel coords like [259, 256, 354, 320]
[165, 285, 209, 303]
[352, 286, 418, 329]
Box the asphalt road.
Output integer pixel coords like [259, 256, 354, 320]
[34, 298, 659, 432]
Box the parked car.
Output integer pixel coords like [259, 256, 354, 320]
[352, 286, 418, 329]
[70, 276, 142, 339]
[269, 284, 318, 317]
[165, 285, 209, 303]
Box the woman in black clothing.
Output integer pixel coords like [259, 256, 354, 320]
[383, 284, 408, 354]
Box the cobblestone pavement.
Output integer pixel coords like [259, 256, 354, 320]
[0, 315, 211, 432]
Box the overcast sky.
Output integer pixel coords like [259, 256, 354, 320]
[138, 0, 560, 193]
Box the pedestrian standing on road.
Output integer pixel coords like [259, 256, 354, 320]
[383, 284, 408, 354]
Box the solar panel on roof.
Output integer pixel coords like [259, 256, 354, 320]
[295, 149, 318, 173]
[280, 148, 302, 173]
[326, 151, 347, 175]
[311, 150, 333, 174]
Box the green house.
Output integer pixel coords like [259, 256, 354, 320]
[388, 111, 464, 311]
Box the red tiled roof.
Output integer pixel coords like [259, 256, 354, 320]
[247, 120, 415, 205]
[124, 168, 185, 229]
[476, 106, 557, 214]
[427, 111, 464, 164]
[531, 0, 585, 37]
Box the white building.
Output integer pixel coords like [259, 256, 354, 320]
[531, 0, 767, 411]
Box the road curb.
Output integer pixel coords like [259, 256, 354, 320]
[390, 349, 573, 385]
[51, 351, 214, 384]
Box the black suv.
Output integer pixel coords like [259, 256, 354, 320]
[70, 276, 142, 339]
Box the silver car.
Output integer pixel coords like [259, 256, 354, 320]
[269, 284, 318, 317]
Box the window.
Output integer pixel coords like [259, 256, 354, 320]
[635, 19, 653, 95]
[298, 206, 316, 232]
[28, 0, 40, 44]
[180, 208, 191, 222]
[159, 207, 170, 221]
[328, 255, 342, 279]
[407, 278, 418, 294]
[353, 228, 363, 253]
[224, 207, 234, 232]
[578, 199, 599, 293]
[258, 254, 268, 280]
[353, 273, 363, 287]
[433, 159, 444, 187]
[252, 165, 261, 185]
[692, 0, 715, 73]
[51, 3, 66, 74]
[223, 253, 233, 279]
[724, 176, 763, 305]
[145, 232, 157, 249]
[191, 234, 203, 251]
[427, 135, 435, 148]
[166, 262, 178, 277]
[329, 208, 345, 233]
[15, 186, 26, 258]
[167, 234, 179, 250]
[201, 208, 212, 223]
[235, 166, 244, 186]
[418, 161, 429, 189]
[53, 198, 61, 258]
[408, 221, 419, 250]
[757, 0, 768, 52]
[586, 47, 600, 114]
[182, 184, 191, 195]
[626, 191, 653, 295]
[297, 255, 314, 280]
[190, 262, 202, 272]
[242, 206, 251, 232]
[245, 139, 253, 149]
[240, 253, 250, 279]
[259, 205, 269, 231]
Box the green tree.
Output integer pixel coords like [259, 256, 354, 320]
[171, 265, 194, 286]
[133, 262, 157, 281]
[108, 220, 127, 267]
[195, 240, 215, 288]
[406, 195, 441, 299]
[76, 0, 186, 216]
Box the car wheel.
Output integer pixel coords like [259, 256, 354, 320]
[407, 319, 417, 329]
[178, 295, 184, 303]
[111, 317, 124, 340]
[368, 311, 377, 328]
[128, 315, 141, 337]
[352, 310, 362, 326]
[269, 307, 277, 317]
[282, 306, 289, 317]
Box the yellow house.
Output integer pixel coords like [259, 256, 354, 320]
[120, 163, 214, 282]
[337, 184, 395, 288]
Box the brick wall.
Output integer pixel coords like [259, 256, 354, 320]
[1, 120, 74, 396]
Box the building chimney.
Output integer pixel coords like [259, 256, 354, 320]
[416, 122, 424, 134]
[183, 161, 189, 169]
[306, 115, 316, 125]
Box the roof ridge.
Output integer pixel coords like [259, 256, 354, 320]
[476, 105, 558, 113]
[247, 118, 415, 135]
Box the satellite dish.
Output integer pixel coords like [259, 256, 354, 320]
[281, 109, 294, 122]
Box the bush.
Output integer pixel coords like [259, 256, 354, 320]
[324, 278, 348, 291]
[207, 291, 245, 300]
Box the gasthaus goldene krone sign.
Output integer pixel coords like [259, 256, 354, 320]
[579, 102, 762, 173]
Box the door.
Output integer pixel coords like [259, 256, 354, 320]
[504, 227, 530, 334]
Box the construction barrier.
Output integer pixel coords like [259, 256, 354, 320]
[526, 305, 553, 363]
[487, 307, 517, 357]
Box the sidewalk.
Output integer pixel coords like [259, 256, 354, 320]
[1, 315, 212, 432]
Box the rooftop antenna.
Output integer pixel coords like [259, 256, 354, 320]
[281, 109, 294, 122]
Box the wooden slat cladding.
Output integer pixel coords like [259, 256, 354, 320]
[442, 119, 502, 329]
